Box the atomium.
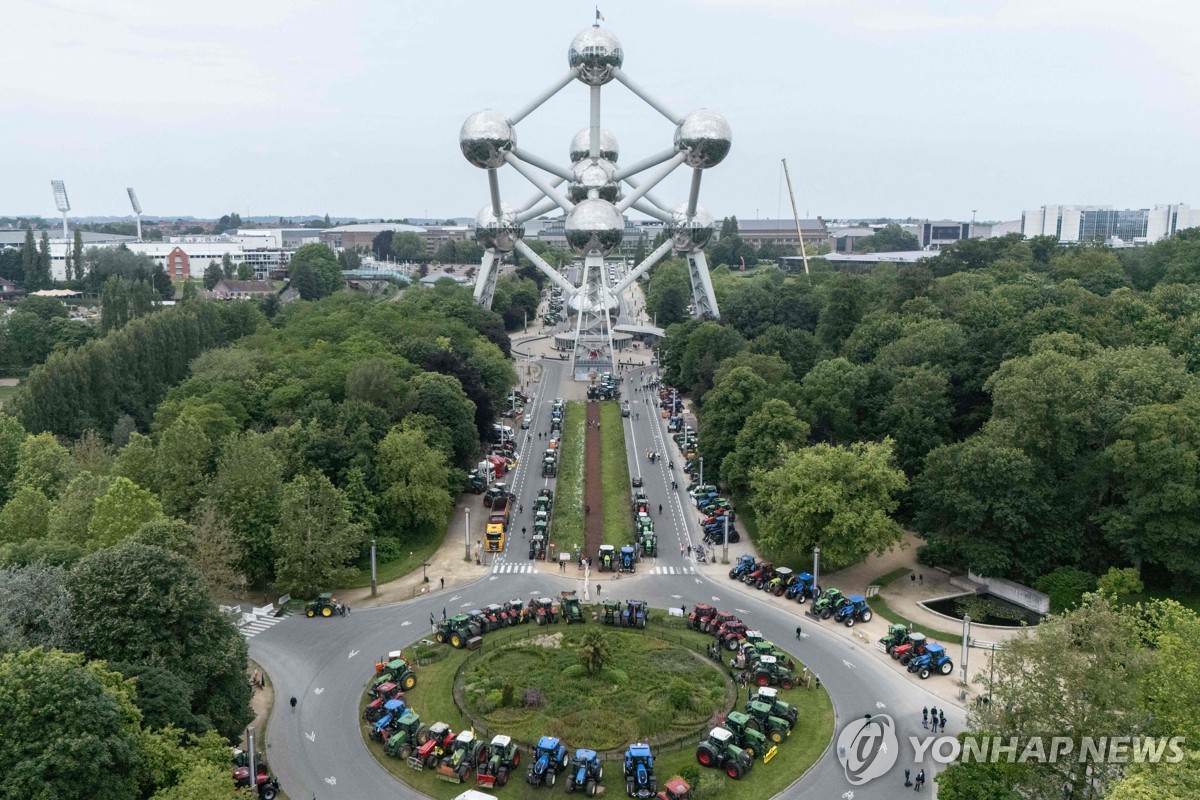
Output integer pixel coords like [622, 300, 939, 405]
[474, 204, 524, 253]
[668, 204, 715, 253]
[674, 109, 732, 170]
[459, 110, 516, 169]
[570, 128, 619, 163]
[567, 158, 620, 203]
[568, 27, 624, 86]
[564, 198, 625, 257]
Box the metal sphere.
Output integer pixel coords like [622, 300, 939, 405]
[667, 204, 715, 253]
[567, 158, 620, 204]
[568, 27, 624, 86]
[459, 110, 516, 169]
[673, 109, 732, 169]
[569, 128, 619, 163]
[474, 204, 524, 253]
[564, 198, 625, 257]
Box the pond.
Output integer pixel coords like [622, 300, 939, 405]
[922, 592, 1044, 627]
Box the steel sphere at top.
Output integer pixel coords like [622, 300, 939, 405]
[564, 198, 625, 257]
[567, 158, 620, 204]
[570, 128, 619, 164]
[568, 27, 624, 86]
[667, 204, 715, 253]
[474, 203, 524, 254]
[674, 109, 732, 169]
[459, 110, 517, 169]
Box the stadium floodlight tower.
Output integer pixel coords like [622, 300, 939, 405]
[51, 180, 71, 239]
[127, 188, 143, 241]
[459, 17, 729, 380]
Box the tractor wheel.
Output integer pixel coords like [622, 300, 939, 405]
[627, 779, 634, 796]
[402, 674, 417, 691]
[565, 776, 575, 793]
[728, 569, 738, 579]
[586, 779, 597, 796]
[724, 761, 743, 780]
[450, 633, 462, 648]
[547, 770, 556, 786]
[306, 609, 316, 618]
[260, 786, 278, 800]
[859, 610, 873, 623]
[745, 718, 762, 733]
[321, 606, 333, 617]
[919, 667, 931, 680]
[781, 678, 794, 690]
[498, 767, 508, 786]
[940, 659, 955, 676]
[397, 744, 411, 760]
[900, 654, 912, 666]
[597, 765, 604, 780]
[696, 744, 716, 766]
[458, 764, 470, 782]
[514, 751, 521, 767]
[416, 726, 429, 745]
[755, 672, 770, 687]
[743, 743, 756, 759]
[885, 643, 894, 655]
[821, 607, 833, 620]
[844, 617, 855, 628]
[435, 631, 445, 644]
[425, 755, 438, 769]
[769, 728, 784, 743]
[536, 615, 545, 626]
[727, 638, 739, 651]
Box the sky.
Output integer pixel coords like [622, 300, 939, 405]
[4, 0, 1199, 223]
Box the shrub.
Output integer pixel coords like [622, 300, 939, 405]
[1036, 567, 1097, 613]
[501, 682, 514, 708]
[521, 688, 546, 708]
[668, 678, 693, 712]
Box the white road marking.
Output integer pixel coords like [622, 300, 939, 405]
[326, 776, 337, 786]
[400, 620, 411, 627]
[449, 595, 461, 602]
[711, 596, 721, 601]
[306, 731, 316, 742]
[314, 688, 324, 695]
[843, 659, 856, 670]
[348, 650, 359, 659]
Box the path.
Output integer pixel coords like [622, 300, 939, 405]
[583, 402, 602, 559]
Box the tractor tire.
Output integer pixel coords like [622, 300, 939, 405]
[919, 667, 931, 680]
[724, 761, 743, 780]
[260, 786, 278, 800]
[565, 776, 575, 793]
[536, 615, 545, 626]
[743, 743, 757, 759]
[547, 770, 555, 786]
[435, 631, 445, 644]
[769, 728, 784, 744]
[638, 618, 646, 629]
[402, 674, 417, 691]
[728, 569, 738, 579]
[821, 607, 833, 620]
[775, 587, 786, 597]
[797, 594, 808, 605]
[597, 765, 604, 779]
[425, 755, 438, 769]
[321, 606, 333, 617]
[696, 744, 716, 766]
[727, 638, 739, 651]
[859, 610, 873, 623]
[745, 718, 762, 733]
[416, 726, 429, 745]
[514, 751, 521, 767]
[900, 654, 912, 666]
[586, 779, 597, 796]
[885, 643, 894, 656]
[306, 609, 316, 618]
[844, 617, 855, 628]
[755, 580, 764, 590]
[627, 779, 634, 796]
[450, 633, 462, 648]
[940, 660, 955, 676]
[755, 672, 770, 687]
[458, 764, 470, 782]
[781, 678, 794, 690]
[498, 767, 508, 786]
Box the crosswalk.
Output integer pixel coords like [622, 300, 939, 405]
[487, 562, 696, 575]
[240, 614, 287, 639]
[650, 566, 697, 575]
[491, 562, 537, 574]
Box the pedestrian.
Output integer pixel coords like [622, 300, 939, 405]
[939, 710, 946, 730]
[930, 706, 938, 729]
[440, 577, 445, 590]
[922, 707, 928, 728]
[916, 769, 925, 791]
[919, 573, 924, 586]
[585, 504, 590, 516]
[345, 603, 351, 615]
[658, 504, 663, 515]
[519, 503, 523, 513]
[904, 768, 912, 787]
[443, 607, 447, 620]
[290, 696, 297, 712]
[338, 603, 345, 617]
[795, 625, 803, 640]
[522, 526, 527, 538]
[911, 573, 916, 586]
[680, 545, 685, 557]
[596, 584, 601, 596]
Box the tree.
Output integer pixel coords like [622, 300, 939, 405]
[794, 357, 868, 444]
[376, 426, 453, 543]
[697, 366, 771, 482]
[37, 231, 52, 287]
[69, 541, 253, 739]
[112, 432, 158, 491]
[189, 508, 246, 596]
[405, 371, 479, 469]
[220, 253, 234, 279]
[0, 413, 26, 504]
[155, 416, 211, 518]
[876, 366, 953, 475]
[751, 440, 907, 569]
[856, 223, 919, 253]
[72, 229, 84, 281]
[20, 228, 37, 289]
[288, 243, 341, 299]
[371, 230, 395, 261]
[720, 399, 810, 499]
[1096, 566, 1143, 601]
[578, 628, 610, 675]
[288, 258, 319, 299]
[12, 431, 74, 497]
[236, 261, 253, 281]
[272, 472, 364, 596]
[0, 649, 147, 800]
[392, 231, 427, 262]
[47, 473, 112, 549]
[203, 263, 223, 290]
[100, 274, 131, 333]
[816, 272, 865, 350]
[677, 322, 744, 400]
[0, 486, 52, 544]
[0, 563, 72, 654]
[87, 476, 165, 550]
[206, 432, 283, 586]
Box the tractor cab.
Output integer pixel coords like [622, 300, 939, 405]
[305, 592, 342, 618]
[729, 554, 756, 579]
[483, 482, 508, 508]
[538, 487, 554, 506]
[622, 599, 648, 628]
[624, 743, 657, 798]
[416, 721, 456, 768]
[486, 603, 511, 627]
[477, 734, 521, 787]
[438, 730, 484, 783]
[893, 631, 928, 665]
[527, 735, 568, 787]
[529, 534, 547, 560]
[560, 590, 585, 624]
[534, 597, 559, 624]
[719, 710, 768, 757]
[752, 655, 795, 689]
[695, 726, 753, 780]
[618, 545, 637, 572]
[657, 776, 692, 800]
[813, 587, 849, 619]
[369, 680, 399, 700]
[749, 686, 798, 728]
[689, 603, 716, 630]
[468, 608, 495, 633]
[786, 571, 817, 601]
[383, 710, 428, 757]
[602, 598, 621, 625]
[567, 748, 603, 794]
[880, 623, 912, 655]
[745, 700, 792, 741]
[506, 599, 530, 623]
[598, 544, 616, 571]
[908, 642, 954, 679]
[766, 566, 794, 595]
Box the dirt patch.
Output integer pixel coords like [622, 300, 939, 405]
[526, 631, 564, 649]
[243, 659, 274, 749]
[584, 403, 603, 559]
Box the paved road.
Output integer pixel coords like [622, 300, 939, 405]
[250, 359, 962, 799]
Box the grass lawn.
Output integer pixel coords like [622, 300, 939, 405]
[599, 401, 632, 548]
[363, 612, 833, 800]
[868, 569, 962, 641]
[342, 535, 442, 590]
[553, 401, 587, 555]
[0, 384, 18, 408]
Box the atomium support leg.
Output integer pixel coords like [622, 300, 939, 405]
[513, 240, 576, 296]
[569, 253, 616, 381]
[473, 249, 500, 310]
[686, 250, 720, 320]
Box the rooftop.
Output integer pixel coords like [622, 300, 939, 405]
[738, 218, 827, 232]
[327, 222, 426, 234]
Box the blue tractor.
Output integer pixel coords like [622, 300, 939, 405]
[623, 743, 657, 798]
[621, 600, 648, 629]
[785, 572, 820, 603]
[834, 594, 873, 627]
[565, 748, 604, 795]
[728, 554, 756, 580]
[907, 642, 955, 680]
[618, 545, 637, 573]
[527, 735, 569, 787]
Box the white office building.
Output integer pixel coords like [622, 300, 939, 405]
[1022, 204, 1200, 244]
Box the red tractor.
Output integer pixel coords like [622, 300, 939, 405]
[534, 597, 559, 625]
[232, 749, 279, 799]
[717, 622, 749, 652]
[708, 611, 741, 636]
[657, 776, 692, 800]
[506, 599, 532, 624]
[891, 632, 929, 666]
[415, 722, 457, 769]
[688, 604, 716, 631]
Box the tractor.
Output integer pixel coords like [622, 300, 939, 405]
[748, 686, 799, 729]
[364, 690, 403, 723]
[688, 604, 716, 631]
[623, 743, 657, 798]
[655, 777, 692, 800]
[566, 748, 604, 795]
[561, 591, 585, 624]
[742, 561, 774, 587]
[537, 488, 554, 509]
[534, 597, 559, 625]
[527, 735, 570, 787]
[372, 657, 417, 692]
[416, 722, 457, 769]
[437, 730, 485, 784]
[618, 545, 637, 573]
[529, 534, 547, 560]
[695, 727, 753, 780]
[879, 623, 914, 656]
[483, 482, 508, 508]
[506, 599, 532, 624]
[752, 655, 795, 689]
[436, 614, 477, 648]
[369, 702, 406, 742]
[232, 749, 280, 800]
[486, 603, 514, 627]
[598, 544, 616, 572]
[716, 621, 748, 651]
[785, 572, 819, 603]
[543, 455, 558, 477]
[383, 711, 430, 759]
[765, 566, 795, 596]
[744, 700, 792, 742]
[304, 593, 342, 618]
[469, 608, 498, 633]
[718, 710, 768, 758]
[466, 470, 488, 494]
[601, 598, 622, 625]
[907, 642, 955, 680]
[724, 554, 753, 578]
[621, 599, 648, 629]
[834, 595, 873, 627]
[892, 632, 929, 666]
[633, 490, 649, 514]
[477, 734, 522, 788]
[812, 588, 849, 620]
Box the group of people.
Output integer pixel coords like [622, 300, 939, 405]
[922, 706, 947, 733]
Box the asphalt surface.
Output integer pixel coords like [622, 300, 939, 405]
[250, 352, 962, 799]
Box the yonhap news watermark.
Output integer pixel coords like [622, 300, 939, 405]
[836, 715, 1186, 787]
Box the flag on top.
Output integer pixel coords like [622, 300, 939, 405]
[595, 7, 605, 23]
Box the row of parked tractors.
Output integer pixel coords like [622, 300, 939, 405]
[434, 592, 590, 648]
[529, 488, 555, 560]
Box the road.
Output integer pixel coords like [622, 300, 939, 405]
[251, 326, 961, 799]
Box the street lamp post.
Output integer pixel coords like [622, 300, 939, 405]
[960, 614, 972, 698]
[370, 538, 378, 598]
[812, 546, 821, 603]
[699, 457, 704, 490]
[464, 508, 471, 560]
[722, 513, 729, 563]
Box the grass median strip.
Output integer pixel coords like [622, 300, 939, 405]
[599, 401, 632, 548]
[553, 401, 587, 556]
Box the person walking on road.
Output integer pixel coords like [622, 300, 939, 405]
[922, 707, 929, 728]
[290, 696, 297, 712]
[939, 710, 946, 731]
[658, 504, 662, 515]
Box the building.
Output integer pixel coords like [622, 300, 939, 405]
[780, 250, 931, 274]
[920, 221, 975, 250]
[828, 227, 876, 253]
[1021, 204, 1200, 244]
[207, 279, 278, 300]
[736, 218, 830, 251]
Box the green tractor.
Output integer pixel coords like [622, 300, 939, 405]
[543, 454, 558, 477]
[598, 544, 616, 572]
[601, 598, 621, 625]
[437, 730, 486, 784]
[744, 700, 791, 743]
[476, 734, 522, 788]
[372, 657, 417, 692]
[535, 489, 554, 512]
[529, 533, 547, 560]
[383, 711, 429, 760]
[812, 588, 848, 620]
[751, 655, 796, 689]
[718, 711, 768, 758]
[640, 528, 657, 558]
[560, 590, 586, 624]
[879, 623, 914, 656]
[435, 614, 478, 648]
[748, 686, 798, 730]
[695, 727, 753, 780]
[305, 593, 342, 618]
